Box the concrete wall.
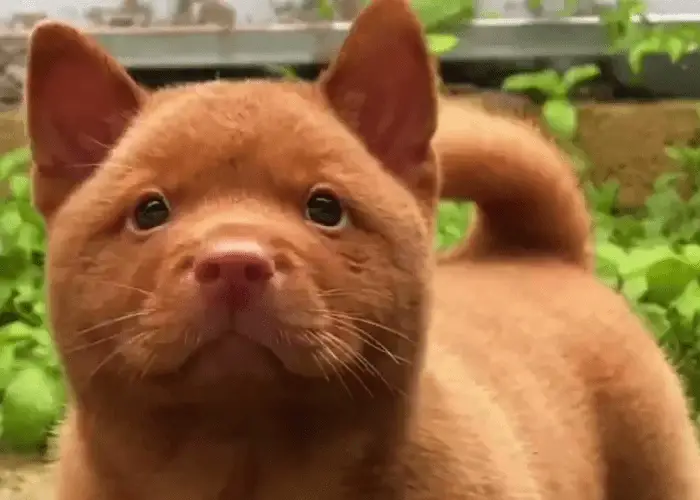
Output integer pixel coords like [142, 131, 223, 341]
[1, 0, 698, 26]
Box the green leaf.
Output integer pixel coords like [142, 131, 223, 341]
[645, 256, 698, 305]
[317, 0, 334, 20]
[588, 180, 620, 214]
[621, 276, 648, 303]
[666, 37, 687, 62]
[411, 0, 473, 32]
[682, 245, 700, 273]
[8, 175, 30, 200]
[436, 202, 471, 249]
[619, 245, 677, 278]
[636, 303, 671, 340]
[502, 69, 561, 96]
[0, 281, 12, 310]
[1, 367, 60, 451]
[0, 343, 15, 391]
[426, 34, 459, 55]
[0, 344, 15, 392]
[671, 280, 700, 328]
[0, 149, 31, 180]
[595, 242, 627, 288]
[561, 64, 601, 93]
[265, 65, 299, 80]
[0, 205, 22, 237]
[526, 0, 542, 13]
[542, 99, 578, 141]
[628, 36, 663, 74]
[0, 322, 41, 343]
[15, 224, 42, 255]
[665, 145, 686, 165]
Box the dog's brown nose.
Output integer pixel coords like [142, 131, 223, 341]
[194, 240, 275, 309]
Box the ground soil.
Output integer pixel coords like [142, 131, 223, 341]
[0, 109, 25, 155]
[0, 454, 53, 500]
[578, 100, 700, 207]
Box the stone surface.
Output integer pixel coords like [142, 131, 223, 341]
[578, 100, 700, 207]
[0, 43, 26, 112]
[447, 93, 700, 208]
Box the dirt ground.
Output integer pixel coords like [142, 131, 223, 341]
[0, 454, 54, 500]
[0, 109, 25, 155]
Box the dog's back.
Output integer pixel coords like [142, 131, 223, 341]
[417, 104, 700, 500]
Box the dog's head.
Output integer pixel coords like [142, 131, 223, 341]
[27, 0, 439, 412]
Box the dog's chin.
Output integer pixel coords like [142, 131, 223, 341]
[169, 320, 330, 389]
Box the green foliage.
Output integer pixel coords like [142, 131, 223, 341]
[600, 0, 700, 74]
[436, 202, 473, 250]
[410, 0, 474, 32]
[412, 0, 474, 56]
[502, 64, 600, 142]
[317, 0, 335, 20]
[589, 151, 700, 413]
[525, 0, 579, 17]
[0, 149, 64, 452]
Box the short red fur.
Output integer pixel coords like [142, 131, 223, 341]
[25, 0, 700, 499]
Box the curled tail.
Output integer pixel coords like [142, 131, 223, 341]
[434, 99, 592, 270]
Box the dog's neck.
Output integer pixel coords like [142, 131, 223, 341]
[69, 384, 409, 500]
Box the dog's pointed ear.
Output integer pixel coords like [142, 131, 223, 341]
[320, 0, 437, 178]
[25, 21, 146, 220]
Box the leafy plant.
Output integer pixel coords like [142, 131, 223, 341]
[600, 0, 700, 75]
[410, 0, 474, 54]
[0, 148, 64, 452]
[525, 0, 580, 18]
[502, 64, 600, 142]
[436, 201, 473, 249]
[599, 0, 649, 54]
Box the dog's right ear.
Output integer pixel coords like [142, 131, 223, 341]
[25, 21, 146, 220]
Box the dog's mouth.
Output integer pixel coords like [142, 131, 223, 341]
[175, 311, 328, 383]
[185, 328, 288, 380]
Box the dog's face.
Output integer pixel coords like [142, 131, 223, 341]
[27, 0, 439, 408]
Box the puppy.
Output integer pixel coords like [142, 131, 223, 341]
[25, 0, 700, 499]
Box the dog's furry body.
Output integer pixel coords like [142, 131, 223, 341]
[24, 1, 700, 499]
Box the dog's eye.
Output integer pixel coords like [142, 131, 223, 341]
[132, 192, 171, 231]
[305, 188, 347, 229]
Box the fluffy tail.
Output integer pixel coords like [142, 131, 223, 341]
[434, 99, 592, 269]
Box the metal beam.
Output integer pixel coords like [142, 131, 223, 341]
[1, 13, 699, 68]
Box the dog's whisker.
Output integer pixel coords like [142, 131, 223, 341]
[73, 310, 153, 339]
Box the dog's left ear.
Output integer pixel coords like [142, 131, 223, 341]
[320, 0, 437, 178]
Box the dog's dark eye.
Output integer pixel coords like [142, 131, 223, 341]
[132, 192, 171, 231]
[305, 188, 347, 228]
